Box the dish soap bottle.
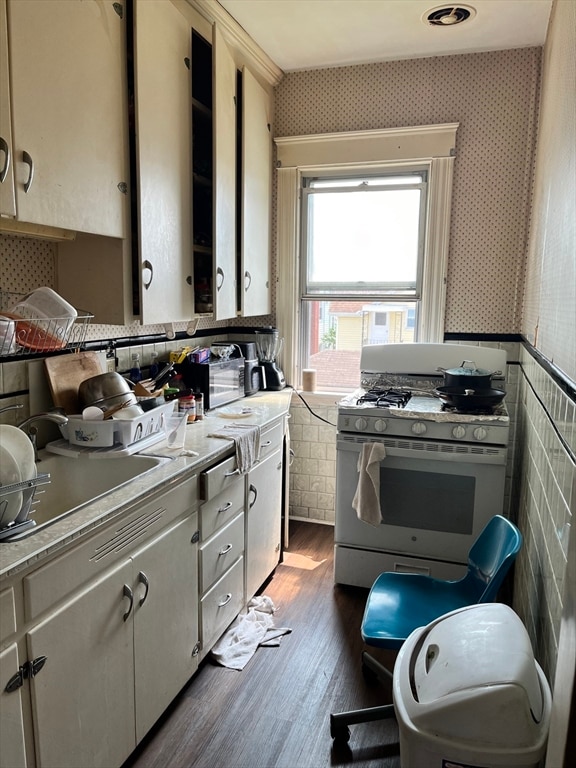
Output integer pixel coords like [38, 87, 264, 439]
[149, 350, 160, 380]
[129, 352, 142, 384]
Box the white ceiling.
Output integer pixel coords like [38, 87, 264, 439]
[217, 0, 553, 72]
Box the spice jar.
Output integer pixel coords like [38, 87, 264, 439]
[179, 393, 196, 423]
[194, 390, 204, 420]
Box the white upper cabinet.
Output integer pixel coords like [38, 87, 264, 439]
[0, 0, 16, 218]
[2, 0, 129, 237]
[134, 0, 194, 324]
[241, 67, 272, 317]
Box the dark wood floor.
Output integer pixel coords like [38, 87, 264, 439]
[122, 521, 400, 768]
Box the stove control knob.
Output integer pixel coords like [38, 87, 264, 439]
[354, 417, 368, 432]
[411, 421, 427, 435]
[452, 425, 467, 440]
[473, 427, 488, 441]
[374, 419, 387, 433]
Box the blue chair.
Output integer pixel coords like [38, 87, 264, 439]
[330, 514, 522, 744]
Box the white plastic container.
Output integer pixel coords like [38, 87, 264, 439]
[393, 603, 551, 768]
[61, 401, 175, 448]
[10, 287, 78, 351]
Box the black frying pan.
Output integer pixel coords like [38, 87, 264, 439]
[435, 386, 506, 411]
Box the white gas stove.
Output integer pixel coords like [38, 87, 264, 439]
[334, 343, 511, 588]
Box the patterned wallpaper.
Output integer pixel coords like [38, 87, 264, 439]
[274, 47, 541, 335]
[522, 0, 575, 384]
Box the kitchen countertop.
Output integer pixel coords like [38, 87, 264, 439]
[0, 390, 293, 580]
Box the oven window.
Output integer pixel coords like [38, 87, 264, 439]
[379, 467, 475, 534]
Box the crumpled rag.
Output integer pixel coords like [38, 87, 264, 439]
[210, 595, 292, 670]
[352, 442, 387, 526]
[208, 423, 261, 473]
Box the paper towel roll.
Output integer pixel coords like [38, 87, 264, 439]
[302, 369, 316, 392]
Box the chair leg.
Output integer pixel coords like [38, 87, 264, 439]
[330, 703, 396, 743]
[361, 650, 394, 683]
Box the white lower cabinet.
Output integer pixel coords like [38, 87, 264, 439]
[0, 643, 27, 768]
[246, 447, 283, 601]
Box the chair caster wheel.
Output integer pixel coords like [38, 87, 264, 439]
[330, 724, 350, 743]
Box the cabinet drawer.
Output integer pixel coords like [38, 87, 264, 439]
[200, 454, 238, 501]
[200, 512, 244, 594]
[200, 556, 244, 655]
[23, 474, 198, 621]
[200, 475, 244, 540]
[259, 421, 284, 461]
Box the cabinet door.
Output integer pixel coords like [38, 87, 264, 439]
[240, 67, 272, 317]
[26, 561, 135, 768]
[212, 24, 237, 321]
[0, 0, 15, 217]
[246, 448, 283, 600]
[0, 643, 27, 768]
[133, 513, 199, 742]
[134, 0, 194, 324]
[7, 0, 128, 236]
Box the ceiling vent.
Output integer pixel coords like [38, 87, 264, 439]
[424, 5, 476, 26]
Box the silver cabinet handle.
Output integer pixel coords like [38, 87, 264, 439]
[138, 571, 150, 607]
[249, 482, 258, 509]
[244, 270, 252, 292]
[216, 266, 224, 291]
[217, 593, 232, 608]
[218, 543, 233, 556]
[0, 137, 10, 183]
[224, 469, 240, 477]
[218, 501, 232, 513]
[142, 260, 153, 289]
[261, 440, 272, 448]
[122, 584, 134, 622]
[22, 150, 34, 193]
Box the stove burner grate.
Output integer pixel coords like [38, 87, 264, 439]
[356, 388, 412, 408]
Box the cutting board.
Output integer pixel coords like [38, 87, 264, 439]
[44, 352, 103, 414]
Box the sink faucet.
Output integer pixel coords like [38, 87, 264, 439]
[17, 412, 69, 461]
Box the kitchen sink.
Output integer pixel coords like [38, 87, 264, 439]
[20, 451, 171, 533]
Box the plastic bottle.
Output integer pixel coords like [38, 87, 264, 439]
[129, 352, 142, 383]
[149, 351, 160, 380]
[194, 389, 204, 420]
[179, 393, 196, 423]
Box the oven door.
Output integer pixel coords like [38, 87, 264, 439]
[335, 434, 507, 564]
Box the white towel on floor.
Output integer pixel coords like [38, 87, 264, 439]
[208, 424, 261, 474]
[352, 442, 387, 526]
[210, 596, 292, 670]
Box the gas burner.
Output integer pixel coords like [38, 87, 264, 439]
[356, 388, 412, 408]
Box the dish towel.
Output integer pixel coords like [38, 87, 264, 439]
[207, 424, 261, 474]
[352, 442, 387, 526]
[210, 596, 292, 670]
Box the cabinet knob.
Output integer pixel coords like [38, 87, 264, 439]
[0, 136, 11, 184]
[22, 150, 34, 193]
[244, 271, 252, 291]
[249, 482, 258, 508]
[216, 266, 224, 291]
[142, 260, 153, 289]
[138, 571, 150, 607]
[122, 584, 134, 622]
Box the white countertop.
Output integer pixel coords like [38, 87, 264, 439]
[0, 391, 293, 580]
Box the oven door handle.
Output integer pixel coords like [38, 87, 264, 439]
[337, 439, 507, 465]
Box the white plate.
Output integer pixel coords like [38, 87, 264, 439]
[216, 406, 261, 419]
[0, 424, 36, 482]
[0, 444, 22, 527]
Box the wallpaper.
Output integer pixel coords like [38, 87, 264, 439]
[522, 0, 576, 385]
[274, 47, 541, 336]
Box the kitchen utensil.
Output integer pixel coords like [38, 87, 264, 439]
[78, 371, 136, 412]
[82, 406, 104, 421]
[0, 424, 36, 483]
[102, 400, 135, 420]
[45, 352, 103, 414]
[437, 360, 500, 389]
[434, 386, 506, 411]
[110, 404, 145, 420]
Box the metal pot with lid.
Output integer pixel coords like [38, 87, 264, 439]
[437, 360, 501, 389]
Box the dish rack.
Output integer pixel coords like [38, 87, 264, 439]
[0, 290, 93, 356]
[0, 473, 51, 540]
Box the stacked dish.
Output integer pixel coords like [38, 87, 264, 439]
[0, 425, 37, 528]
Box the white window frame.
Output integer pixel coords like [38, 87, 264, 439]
[274, 124, 458, 387]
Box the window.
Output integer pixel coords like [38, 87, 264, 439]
[275, 124, 458, 391]
[300, 170, 427, 391]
